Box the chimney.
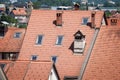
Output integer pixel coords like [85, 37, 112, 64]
[91, 11, 96, 28]
[56, 12, 62, 26]
[74, 3, 80, 10]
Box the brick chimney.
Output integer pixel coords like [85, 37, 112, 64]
[74, 3, 80, 10]
[56, 12, 62, 26]
[91, 11, 96, 28]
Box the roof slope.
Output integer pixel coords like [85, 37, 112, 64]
[0, 27, 25, 52]
[6, 61, 29, 80]
[6, 61, 53, 80]
[18, 10, 104, 79]
[83, 26, 120, 80]
[24, 61, 52, 80]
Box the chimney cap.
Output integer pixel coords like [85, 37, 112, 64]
[74, 3, 80, 7]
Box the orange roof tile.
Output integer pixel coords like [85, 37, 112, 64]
[0, 27, 25, 52]
[107, 18, 120, 26]
[83, 26, 120, 80]
[24, 61, 52, 80]
[6, 61, 29, 80]
[12, 8, 27, 16]
[18, 10, 104, 79]
[5, 61, 53, 80]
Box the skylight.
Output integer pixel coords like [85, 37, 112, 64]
[51, 56, 57, 63]
[31, 55, 38, 60]
[14, 32, 21, 38]
[56, 35, 63, 45]
[82, 17, 89, 25]
[36, 35, 43, 45]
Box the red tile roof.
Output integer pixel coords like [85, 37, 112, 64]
[107, 18, 120, 26]
[12, 8, 27, 16]
[83, 26, 120, 80]
[6, 61, 30, 80]
[17, 10, 104, 79]
[6, 61, 53, 80]
[24, 61, 52, 80]
[0, 27, 25, 52]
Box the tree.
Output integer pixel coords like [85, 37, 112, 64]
[33, 1, 40, 9]
[1, 14, 17, 24]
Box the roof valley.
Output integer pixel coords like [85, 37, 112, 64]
[78, 28, 100, 80]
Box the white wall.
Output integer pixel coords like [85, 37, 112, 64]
[48, 68, 58, 80]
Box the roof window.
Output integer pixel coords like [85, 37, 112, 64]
[56, 35, 63, 45]
[36, 35, 43, 45]
[31, 55, 38, 60]
[82, 17, 89, 25]
[14, 32, 21, 38]
[51, 56, 57, 63]
[64, 76, 78, 80]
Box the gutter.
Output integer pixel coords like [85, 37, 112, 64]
[0, 67, 8, 80]
[78, 28, 100, 80]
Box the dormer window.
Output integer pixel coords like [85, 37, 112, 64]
[74, 30, 85, 53]
[14, 32, 21, 38]
[82, 17, 89, 25]
[111, 19, 117, 25]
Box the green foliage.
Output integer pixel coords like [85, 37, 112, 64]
[1, 14, 17, 23]
[33, 0, 73, 9]
[105, 11, 112, 17]
[115, 2, 120, 7]
[33, 1, 41, 9]
[19, 24, 27, 28]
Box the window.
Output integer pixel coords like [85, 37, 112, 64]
[74, 30, 86, 53]
[1, 53, 17, 60]
[82, 17, 88, 25]
[64, 76, 78, 80]
[31, 55, 38, 60]
[0, 26, 5, 37]
[51, 56, 57, 63]
[56, 35, 63, 45]
[36, 35, 43, 45]
[14, 32, 21, 38]
[0, 64, 6, 69]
